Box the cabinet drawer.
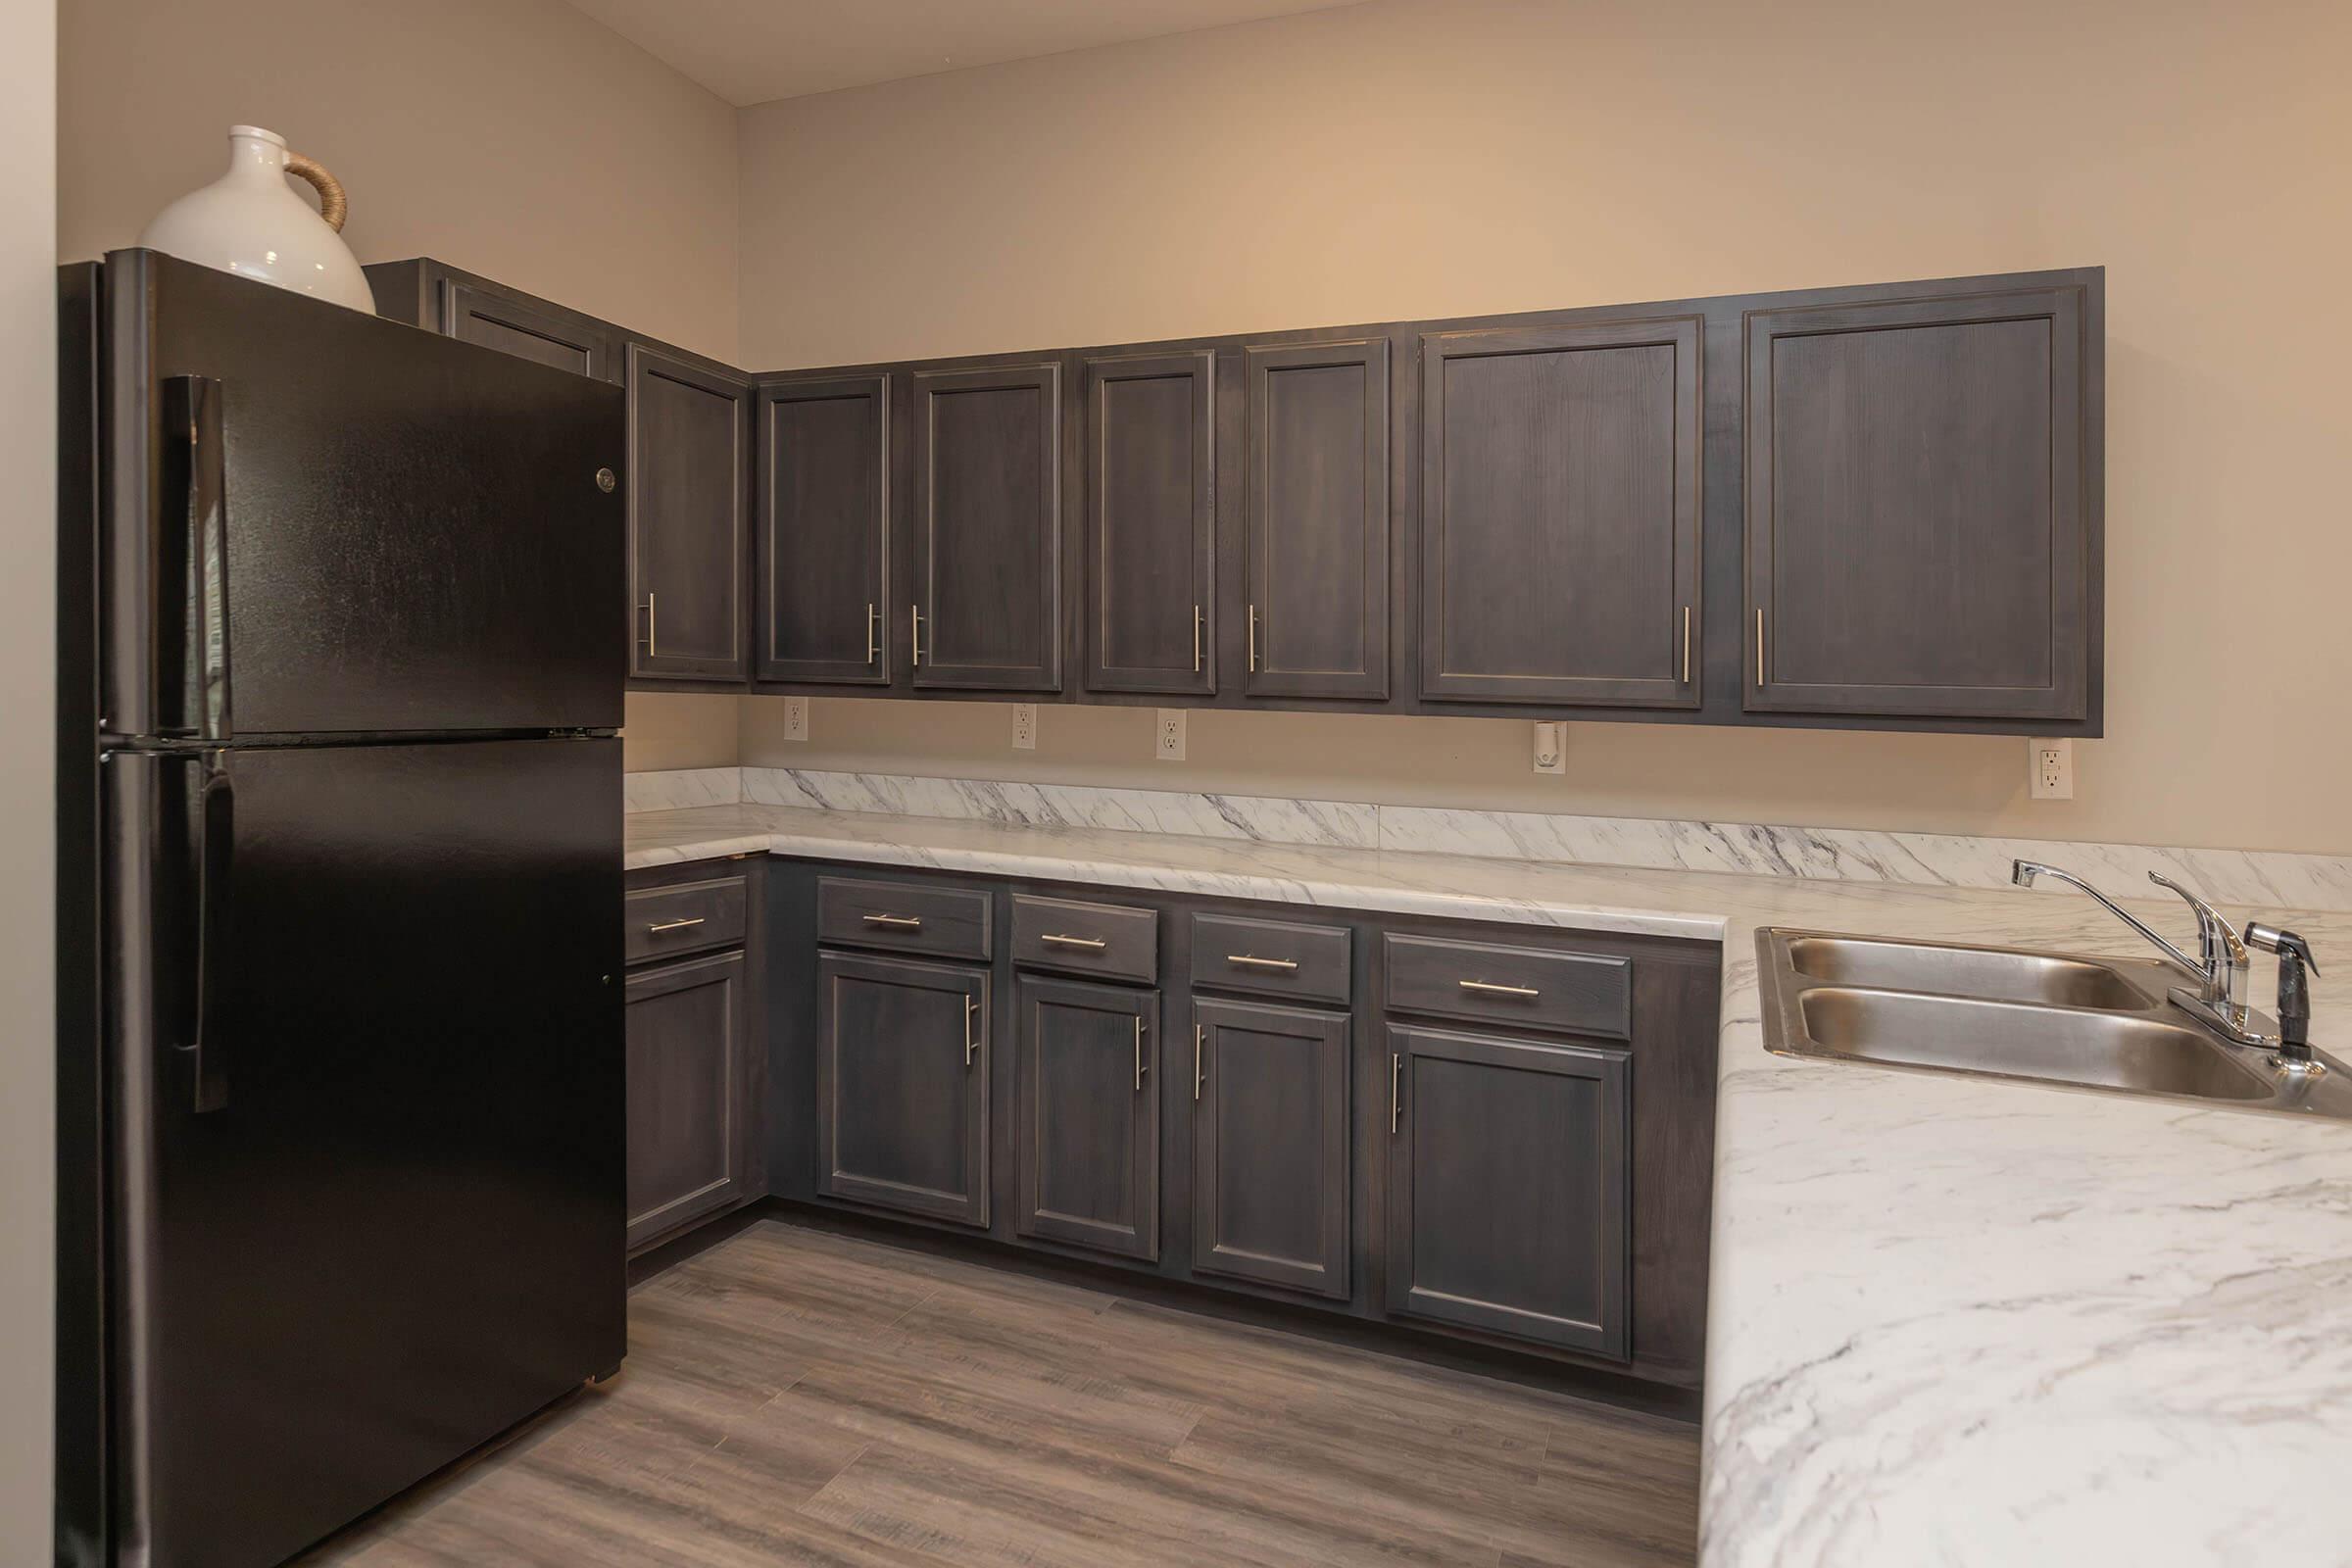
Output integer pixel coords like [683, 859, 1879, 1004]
[625, 874, 747, 964]
[1381, 933, 1630, 1039]
[1011, 895, 1157, 983]
[1191, 913, 1351, 1005]
[816, 876, 993, 960]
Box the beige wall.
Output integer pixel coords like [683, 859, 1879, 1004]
[58, 0, 745, 768]
[737, 0, 2352, 855]
[7, 0, 56, 1552]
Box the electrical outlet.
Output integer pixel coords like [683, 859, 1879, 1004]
[1155, 709, 1186, 762]
[781, 697, 809, 743]
[1532, 721, 1565, 775]
[2030, 738, 2074, 800]
[1011, 703, 1037, 750]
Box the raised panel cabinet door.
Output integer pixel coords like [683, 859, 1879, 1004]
[908, 362, 1063, 692]
[1419, 318, 1702, 708]
[1084, 351, 1214, 695]
[1015, 977, 1159, 1260]
[1190, 998, 1349, 1298]
[438, 277, 615, 382]
[1245, 338, 1390, 701]
[758, 375, 890, 685]
[624, 951, 750, 1251]
[1385, 1024, 1630, 1358]
[818, 952, 990, 1227]
[1744, 285, 2091, 720]
[627, 343, 752, 682]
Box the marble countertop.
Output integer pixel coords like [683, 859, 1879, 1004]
[625, 803, 2352, 1567]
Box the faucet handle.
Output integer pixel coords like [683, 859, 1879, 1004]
[2148, 873, 2248, 992]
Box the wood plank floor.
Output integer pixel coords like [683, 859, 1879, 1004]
[299, 1220, 1698, 1568]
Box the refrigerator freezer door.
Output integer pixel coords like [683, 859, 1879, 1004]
[101, 250, 625, 740]
[102, 739, 623, 1568]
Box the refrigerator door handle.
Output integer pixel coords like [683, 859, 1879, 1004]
[185, 758, 235, 1112]
[161, 375, 233, 741]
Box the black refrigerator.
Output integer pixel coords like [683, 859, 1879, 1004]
[56, 250, 628, 1568]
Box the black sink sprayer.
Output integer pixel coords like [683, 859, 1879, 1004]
[2245, 924, 2320, 1066]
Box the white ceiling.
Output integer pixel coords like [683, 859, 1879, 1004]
[566, 0, 1360, 107]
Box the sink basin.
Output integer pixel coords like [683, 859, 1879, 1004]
[1784, 934, 2152, 1010]
[1795, 987, 2273, 1101]
[1757, 928, 2352, 1120]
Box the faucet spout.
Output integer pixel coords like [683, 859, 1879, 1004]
[2008, 859, 2208, 986]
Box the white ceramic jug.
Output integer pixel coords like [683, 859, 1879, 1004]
[138, 125, 374, 313]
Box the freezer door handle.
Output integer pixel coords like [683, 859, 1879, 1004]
[161, 375, 233, 741]
[185, 760, 235, 1112]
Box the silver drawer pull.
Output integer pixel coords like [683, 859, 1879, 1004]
[1041, 933, 1107, 951]
[1226, 954, 1299, 971]
[862, 912, 923, 930]
[1459, 978, 1540, 998]
[646, 916, 706, 934]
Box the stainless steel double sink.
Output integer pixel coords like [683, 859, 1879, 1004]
[1758, 931, 2352, 1119]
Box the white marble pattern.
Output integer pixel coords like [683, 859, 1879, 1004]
[626, 768, 2352, 912]
[621, 766, 741, 812]
[620, 799, 2352, 1567]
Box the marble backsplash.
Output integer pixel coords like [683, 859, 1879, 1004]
[623, 766, 2352, 913]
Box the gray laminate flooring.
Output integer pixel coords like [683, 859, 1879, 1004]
[299, 1219, 1698, 1567]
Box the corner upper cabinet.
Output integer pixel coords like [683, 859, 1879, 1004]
[627, 343, 752, 684]
[362, 261, 616, 383]
[1245, 338, 1390, 701]
[906, 362, 1062, 692]
[1419, 318, 1702, 709]
[1743, 281, 2098, 723]
[757, 375, 890, 686]
[1083, 351, 1214, 696]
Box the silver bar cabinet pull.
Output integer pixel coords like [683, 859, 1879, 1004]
[1134, 1015, 1148, 1091]
[1681, 604, 1692, 684]
[1041, 933, 1106, 951]
[1459, 978, 1540, 998]
[1390, 1053, 1401, 1134]
[1194, 1023, 1204, 1102]
[646, 916, 705, 934]
[910, 604, 923, 666]
[1755, 608, 1766, 687]
[865, 602, 879, 665]
[862, 912, 922, 930]
[642, 592, 657, 657]
[1193, 605, 1203, 673]
[963, 997, 979, 1066]
[1226, 954, 1298, 972]
[1248, 604, 1258, 672]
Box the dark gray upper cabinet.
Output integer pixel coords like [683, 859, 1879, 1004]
[757, 375, 890, 686]
[1385, 1024, 1630, 1358]
[1190, 998, 1350, 1299]
[624, 950, 751, 1252]
[1419, 318, 1702, 709]
[1083, 352, 1215, 696]
[907, 362, 1063, 692]
[1014, 977, 1159, 1260]
[627, 343, 752, 683]
[817, 951, 990, 1227]
[441, 277, 615, 383]
[1744, 284, 2094, 721]
[1245, 338, 1391, 701]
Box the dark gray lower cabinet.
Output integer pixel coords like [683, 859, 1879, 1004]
[1385, 1024, 1631, 1358]
[818, 951, 990, 1227]
[1015, 977, 1159, 1260]
[624, 951, 752, 1251]
[1190, 999, 1349, 1298]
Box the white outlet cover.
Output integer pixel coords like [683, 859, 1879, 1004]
[1011, 703, 1037, 750]
[1155, 709, 1186, 761]
[1532, 721, 1565, 775]
[782, 697, 809, 742]
[2030, 737, 2074, 800]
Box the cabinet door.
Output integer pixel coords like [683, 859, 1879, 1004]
[1385, 1024, 1629, 1357]
[1084, 351, 1214, 695]
[1015, 978, 1158, 1260]
[907, 363, 1062, 691]
[818, 952, 990, 1227]
[1744, 285, 2090, 720]
[439, 276, 614, 382]
[1245, 338, 1390, 701]
[757, 375, 889, 685]
[627, 343, 751, 682]
[1191, 999, 1349, 1298]
[625, 951, 750, 1250]
[1419, 318, 1701, 708]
